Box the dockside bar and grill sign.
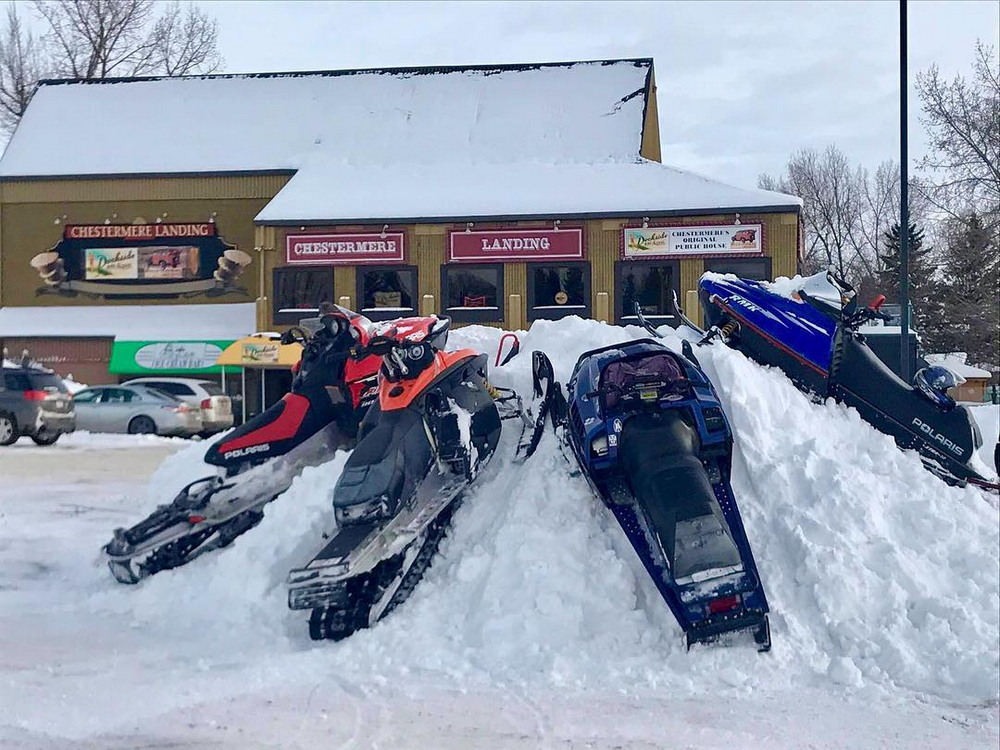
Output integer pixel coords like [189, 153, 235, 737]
[286, 232, 406, 265]
[623, 224, 763, 259]
[449, 228, 584, 262]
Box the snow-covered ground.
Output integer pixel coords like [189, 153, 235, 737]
[0, 319, 997, 748]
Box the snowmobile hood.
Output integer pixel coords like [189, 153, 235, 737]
[699, 273, 837, 376]
[379, 348, 482, 412]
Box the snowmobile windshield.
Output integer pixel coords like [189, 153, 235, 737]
[600, 353, 689, 412]
[795, 271, 845, 311]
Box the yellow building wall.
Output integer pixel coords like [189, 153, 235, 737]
[0, 175, 289, 312]
[266, 211, 799, 332]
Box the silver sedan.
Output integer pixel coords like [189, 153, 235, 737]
[71, 385, 204, 437]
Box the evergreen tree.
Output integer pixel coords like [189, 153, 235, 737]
[876, 221, 944, 349]
[934, 213, 1000, 372]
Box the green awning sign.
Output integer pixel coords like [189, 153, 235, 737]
[109, 340, 239, 375]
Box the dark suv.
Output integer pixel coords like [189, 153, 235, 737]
[0, 364, 76, 445]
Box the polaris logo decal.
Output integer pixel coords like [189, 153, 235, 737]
[613, 419, 623, 433]
[223, 443, 271, 460]
[911, 418, 964, 457]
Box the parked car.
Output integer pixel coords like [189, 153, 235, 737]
[71, 385, 203, 437]
[0, 363, 75, 446]
[122, 377, 233, 434]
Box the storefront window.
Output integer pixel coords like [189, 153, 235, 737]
[615, 262, 679, 324]
[527, 263, 590, 321]
[357, 266, 418, 321]
[441, 264, 503, 323]
[273, 268, 334, 325]
[704, 257, 772, 280]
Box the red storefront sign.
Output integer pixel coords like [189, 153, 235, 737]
[286, 232, 406, 265]
[448, 229, 584, 262]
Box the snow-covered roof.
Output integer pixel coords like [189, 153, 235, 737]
[0, 60, 652, 178]
[0, 303, 256, 340]
[925, 353, 992, 379]
[255, 159, 801, 224]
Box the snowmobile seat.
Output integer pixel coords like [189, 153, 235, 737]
[600, 352, 690, 411]
[333, 409, 434, 518]
[619, 410, 742, 581]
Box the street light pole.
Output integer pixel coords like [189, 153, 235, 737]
[899, 0, 911, 381]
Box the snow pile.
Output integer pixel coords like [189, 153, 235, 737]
[926, 352, 993, 380]
[83, 317, 999, 707]
[3, 430, 188, 451]
[61, 376, 88, 394]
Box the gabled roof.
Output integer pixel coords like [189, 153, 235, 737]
[0, 59, 653, 178]
[254, 158, 802, 224]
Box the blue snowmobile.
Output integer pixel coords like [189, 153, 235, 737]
[535, 338, 771, 651]
[696, 271, 997, 491]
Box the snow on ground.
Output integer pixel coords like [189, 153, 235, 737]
[0, 318, 997, 748]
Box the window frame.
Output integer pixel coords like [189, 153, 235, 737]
[272, 266, 335, 326]
[440, 263, 505, 324]
[614, 260, 681, 326]
[703, 256, 773, 281]
[355, 264, 420, 322]
[71, 388, 102, 403]
[526, 261, 592, 322]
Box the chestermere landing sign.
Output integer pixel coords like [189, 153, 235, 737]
[65, 223, 217, 240]
[286, 233, 406, 265]
[449, 229, 584, 262]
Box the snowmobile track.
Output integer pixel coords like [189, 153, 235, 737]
[308, 500, 460, 641]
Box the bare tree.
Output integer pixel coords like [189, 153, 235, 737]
[760, 145, 870, 279]
[33, 0, 159, 78]
[915, 41, 1000, 230]
[149, 2, 220, 76]
[760, 146, 930, 287]
[0, 0, 222, 135]
[0, 4, 47, 132]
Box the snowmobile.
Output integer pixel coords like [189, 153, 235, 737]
[552, 338, 771, 650]
[102, 305, 383, 584]
[287, 314, 536, 641]
[697, 271, 997, 490]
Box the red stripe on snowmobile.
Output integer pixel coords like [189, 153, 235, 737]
[343, 354, 381, 406]
[217, 393, 310, 452]
[712, 297, 829, 377]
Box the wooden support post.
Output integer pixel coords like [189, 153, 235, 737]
[507, 294, 523, 331]
[595, 292, 610, 324]
[420, 294, 435, 316]
[685, 289, 701, 329]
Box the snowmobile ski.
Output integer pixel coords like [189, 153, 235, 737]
[102, 305, 383, 583]
[560, 338, 771, 651]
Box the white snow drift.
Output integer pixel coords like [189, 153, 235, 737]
[84, 316, 999, 704]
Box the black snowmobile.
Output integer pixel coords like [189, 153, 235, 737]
[287, 314, 533, 641]
[538, 336, 771, 651]
[698, 271, 997, 490]
[102, 307, 382, 584]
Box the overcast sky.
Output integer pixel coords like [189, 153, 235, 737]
[202, 0, 997, 190]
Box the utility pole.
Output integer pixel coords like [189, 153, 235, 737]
[899, 0, 911, 381]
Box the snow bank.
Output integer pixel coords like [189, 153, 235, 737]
[4, 430, 189, 451]
[91, 316, 998, 705]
